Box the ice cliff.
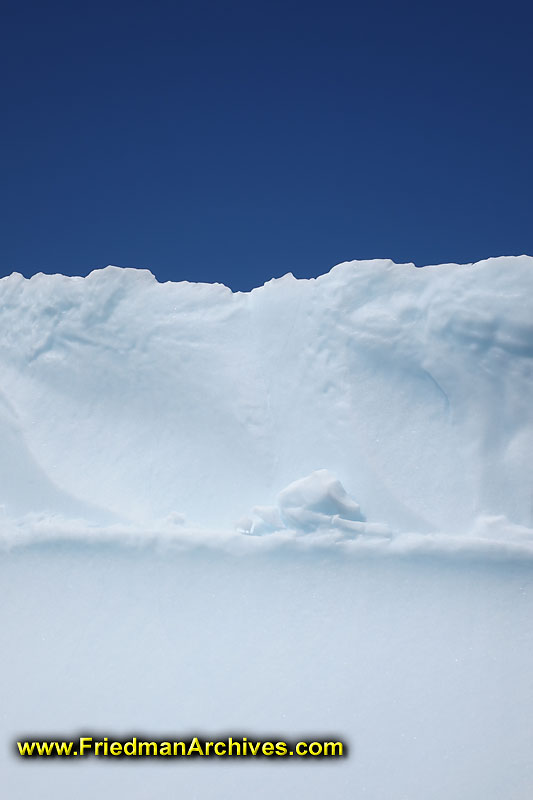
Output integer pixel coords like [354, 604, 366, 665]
[0, 257, 532, 549]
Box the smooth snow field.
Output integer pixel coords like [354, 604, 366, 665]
[1, 258, 532, 798]
[2, 544, 533, 799]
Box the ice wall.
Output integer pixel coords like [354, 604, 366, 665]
[0, 257, 532, 538]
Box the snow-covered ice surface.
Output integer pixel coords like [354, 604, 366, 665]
[1, 256, 533, 548]
[1, 258, 533, 797]
[2, 545, 533, 799]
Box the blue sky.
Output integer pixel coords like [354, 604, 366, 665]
[2, 0, 532, 290]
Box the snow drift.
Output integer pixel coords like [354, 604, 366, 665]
[1, 256, 532, 553]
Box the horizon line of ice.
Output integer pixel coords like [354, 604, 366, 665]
[1, 253, 532, 293]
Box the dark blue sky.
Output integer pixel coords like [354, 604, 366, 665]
[2, 0, 532, 290]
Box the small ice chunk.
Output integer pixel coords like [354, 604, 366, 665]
[278, 469, 365, 532]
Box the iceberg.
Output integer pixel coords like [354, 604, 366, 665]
[0, 257, 532, 552]
[1, 258, 533, 800]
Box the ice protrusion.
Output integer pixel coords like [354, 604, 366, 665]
[278, 469, 364, 528]
[241, 469, 391, 539]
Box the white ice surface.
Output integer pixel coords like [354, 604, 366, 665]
[0, 257, 532, 548]
[1, 545, 533, 799]
[1, 259, 532, 798]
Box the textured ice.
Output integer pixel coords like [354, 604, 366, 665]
[2, 259, 533, 800]
[238, 469, 392, 539]
[0, 257, 532, 555]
